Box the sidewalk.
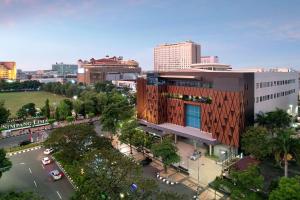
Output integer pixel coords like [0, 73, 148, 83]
[112, 137, 226, 200]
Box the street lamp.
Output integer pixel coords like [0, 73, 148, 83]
[119, 193, 125, 199]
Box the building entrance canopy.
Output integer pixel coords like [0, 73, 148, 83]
[139, 120, 217, 145]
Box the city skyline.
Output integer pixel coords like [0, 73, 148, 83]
[1, 0, 300, 71]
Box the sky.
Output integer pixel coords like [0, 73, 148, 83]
[0, 0, 300, 71]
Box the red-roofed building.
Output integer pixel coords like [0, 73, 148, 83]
[0, 61, 16, 80]
[77, 56, 141, 84]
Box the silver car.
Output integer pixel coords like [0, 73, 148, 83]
[190, 151, 201, 160]
[49, 170, 63, 181]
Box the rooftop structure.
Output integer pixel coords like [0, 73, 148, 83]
[0, 62, 16, 80]
[77, 56, 141, 84]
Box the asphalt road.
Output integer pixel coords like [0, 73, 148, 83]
[0, 131, 49, 149]
[0, 148, 74, 200]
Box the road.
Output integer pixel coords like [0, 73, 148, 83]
[0, 148, 74, 200]
[0, 131, 49, 149]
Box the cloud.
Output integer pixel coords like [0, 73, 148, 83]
[0, 0, 101, 27]
[234, 20, 300, 41]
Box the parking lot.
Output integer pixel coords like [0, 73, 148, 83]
[0, 148, 74, 200]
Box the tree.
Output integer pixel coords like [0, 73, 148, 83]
[0, 191, 44, 200]
[73, 99, 84, 117]
[17, 103, 36, 118]
[56, 100, 72, 120]
[269, 176, 300, 200]
[151, 138, 180, 173]
[256, 109, 292, 131]
[94, 81, 116, 93]
[73, 149, 142, 200]
[0, 148, 12, 179]
[132, 129, 150, 157]
[271, 128, 300, 177]
[119, 119, 139, 154]
[241, 126, 271, 160]
[0, 101, 10, 125]
[44, 124, 111, 164]
[213, 165, 264, 200]
[101, 91, 134, 138]
[42, 99, 50, 118]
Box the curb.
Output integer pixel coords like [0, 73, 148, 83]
[156, 172, 179, 185]
[7, 146, 41, 157]
[52, 156, 79, 190]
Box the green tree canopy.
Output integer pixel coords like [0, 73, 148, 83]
[56, 99, 72, 120]
[151, 138, 180, 173]
[119, 119, 139, 154]
[17, 103, 36, 118]
[0, 149, 12, 179]
[0, 101, 10, 125]
[41, 99, 50, 118]
[241, 126, 271, 160]
[269, 176, 300, 200]
[100, 91, 134, 136]
[0, 191, 44, 200]
[256, 108, 292, 131]
[213, 165, 264, 200]
[44, 124, 111, 164]
[271, 128, 300, 177]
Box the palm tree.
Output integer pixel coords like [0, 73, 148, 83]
[271, 129, 300, 177]
[256, 108, 292, 135]
[255, 111, 268, 127]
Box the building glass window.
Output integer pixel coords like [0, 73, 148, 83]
[185, 104, 200, 128]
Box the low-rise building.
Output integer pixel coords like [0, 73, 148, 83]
[77, 56, 141, 84]
[52, 63, 78, 76]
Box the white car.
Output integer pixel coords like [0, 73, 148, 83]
[42, 157, 51, 165]
[49, 169, 63, 181]
[44, 148, 54, 155]
[190, 151, 201, 161]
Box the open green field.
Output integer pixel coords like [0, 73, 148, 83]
[0, 91, 67, 116]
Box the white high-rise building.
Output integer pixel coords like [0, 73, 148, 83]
[201, 56, 219, 64]
[154, 41, 201, 71]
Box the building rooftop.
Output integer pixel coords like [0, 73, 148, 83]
[78, 56, 139, 67]
[139, 120, 217, 144]
[0, 62, 15, 70]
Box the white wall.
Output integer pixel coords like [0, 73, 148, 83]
[254, 72, 299, 116]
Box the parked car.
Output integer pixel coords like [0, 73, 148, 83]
[41, 157, 51, 165]
[19, 140, 31, 146]
[49, 169, 63, 181]
[139, 157, 152, 166]
[190, 151, 201, 161]
[44, 148, 54, 155]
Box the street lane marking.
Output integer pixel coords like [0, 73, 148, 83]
[29, 168, 32, 174]
[56, 191, 62, 199]
[41, 164, 45, 169]
[34, 180, 37, 187]
[19, 162, 25, 165]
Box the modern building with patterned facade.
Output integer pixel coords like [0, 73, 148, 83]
[137, 68, 298, 158]
[77, 56, 141, 84]
[0, 62, 16, 80]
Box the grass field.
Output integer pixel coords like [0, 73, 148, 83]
[0, 91, 68, 116]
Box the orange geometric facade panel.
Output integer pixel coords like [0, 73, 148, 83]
[137, 78, 246, 147]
